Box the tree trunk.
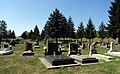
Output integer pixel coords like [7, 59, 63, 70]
[81, 38, 82, 42]
[101, 39, 103, 43]
[89, 39, 91, 43]
[118, 36, 120, 44]
[56, 37, 58, 43]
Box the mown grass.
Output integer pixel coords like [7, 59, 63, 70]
[1, 40, 120, 74]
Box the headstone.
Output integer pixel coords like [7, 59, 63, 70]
[34, 40, 40, 48]
[45, 43, 61, 55]
[108, 42, 118, 53]
[22, 42, 34, 55]
[25, 42, 33, 51]
[89, 42, 97, 55]
[0, 42, 13, 55]
[106, 42, 110, 48]
[10, 40, 15, 46]
[68, 43, 80, 55]
[81, 42, 85, 49]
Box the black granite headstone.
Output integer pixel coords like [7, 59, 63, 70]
[69, 43, 78, 55]
[22, 42, 34, 55]
[45, 43, 61, 55]
[25, 42, 33, 51]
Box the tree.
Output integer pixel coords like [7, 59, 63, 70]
[11, 30, 16, 38]
[77, 21, 84, 41]
[67, 16, 76, 39]
[21, 31, 29, 39]
[40, 30, 45, 40]
[98, 22, 106, 42]
[0, 20, 7, 38]
[44, 8, 67, 43]
[28, 30, 34, 40]
[7, 30, 12, 38]
[85, 18, 96, 43]
[34, 25, 40, 40]
[108, 0, 120, 43]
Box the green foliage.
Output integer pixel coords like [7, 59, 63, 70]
[43, 8, 68, 42]
[21, 31, 29, 39]
[77, 21, 84, 41]
[0, 20, 7, 38]
[85, 18, 96, 42]
[108, 0, 120, 43]
[34, 25, 40, 40]
[98, 22, 106, 41]
[40, 30, 45, 40]
[67, 16, 76, 39]
[28, 30, 34, 40]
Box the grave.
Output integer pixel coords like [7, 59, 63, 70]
[0, 42, 13, 55]
[33, 40, 40, 48]
[68, 42, 98, 64]
[107, 42, 120, 56]
[89, 42, 113, 61]
[44, 43, 75, 66]
[22, 42, 34, 55]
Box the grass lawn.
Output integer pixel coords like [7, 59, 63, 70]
[1, 41, 120, 74]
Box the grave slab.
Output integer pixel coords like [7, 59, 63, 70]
[39, 58, 81, 69]
[91, 54, 113, 61]
[70, 55, 98, 64]
[44, 55, 75, 66]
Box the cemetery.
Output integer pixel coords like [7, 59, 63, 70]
[1, 0, 120, 73]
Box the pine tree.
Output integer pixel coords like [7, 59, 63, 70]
[98, 22, 106, 42]
[0, 20, 7, 38]
[85, 18, 96, 43]
[28, 30, 34, 40]
[67, 16, 76, 39]
[40, 30, 45, 40]
[34, 25, 40, 40]
[77, 21, 84, 41]
[108, 0, 120, 43]
[44, 8, 67, 43]
[11, 30, 16, 38]
[21, 31, 29, 39]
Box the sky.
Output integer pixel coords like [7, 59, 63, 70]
[0, 0, 114, 36]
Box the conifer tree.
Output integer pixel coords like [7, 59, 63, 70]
[67, 16, 76, 39]
[108, 0, 120, 43]
[77, 22, 84, 41]
[98, 22, 106, 42]
[44, 8, 67, 42]
[85, 18, 96, 43]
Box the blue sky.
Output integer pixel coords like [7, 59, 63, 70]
[0, 0, 114, 36]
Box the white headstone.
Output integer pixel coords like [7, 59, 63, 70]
[108, 42, 117, 53]
[89, 42, 97, 55]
